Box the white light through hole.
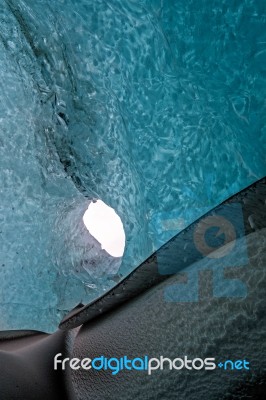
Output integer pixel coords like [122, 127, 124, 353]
[83, 200, 126, 258]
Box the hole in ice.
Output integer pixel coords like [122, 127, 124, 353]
[83, 200, 126, 258]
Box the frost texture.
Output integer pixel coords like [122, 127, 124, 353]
[0, 0, 265, 331]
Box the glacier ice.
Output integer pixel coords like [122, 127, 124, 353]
[0, 0, 265, 332]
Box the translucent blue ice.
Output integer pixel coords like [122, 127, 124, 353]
[0, 0, 265, 331]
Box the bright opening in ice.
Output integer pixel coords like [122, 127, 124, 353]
[83, 200, 126, 258]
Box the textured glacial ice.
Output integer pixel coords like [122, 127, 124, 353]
[0, 0, 265, 332]
[70, 229, 266, 400]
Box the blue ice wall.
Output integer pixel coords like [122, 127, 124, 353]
[0, 0, 265, 331]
